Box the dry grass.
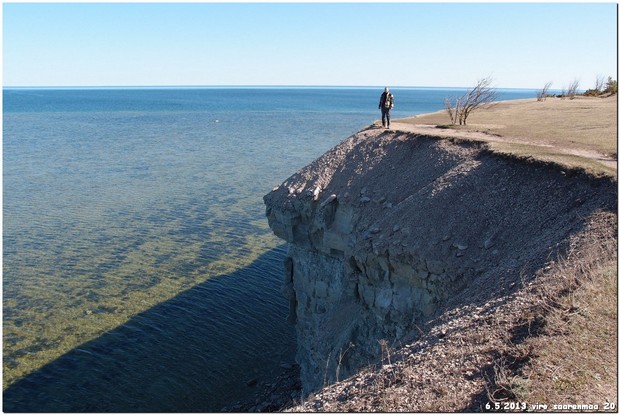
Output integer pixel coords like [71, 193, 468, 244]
[395, 95, 618, 177]
[399, 95, 617, 156]
[503, 212, 618, 411]
[482, 141, 618, 178]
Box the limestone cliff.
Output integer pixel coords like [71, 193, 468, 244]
[263, 126, 616, 394]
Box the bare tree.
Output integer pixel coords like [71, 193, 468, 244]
[444, 97, 457, 125]
[594, 75, 605, 94]
[537, 82, 553, 101]
[585, 75, 608, 96]
[444, 77, 497, 126]
[567, 79, 580, 99]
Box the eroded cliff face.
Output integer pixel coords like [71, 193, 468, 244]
[263, 126, 616, 393]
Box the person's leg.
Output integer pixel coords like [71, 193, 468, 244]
[381, 108, 387, 127]
[386, 110, 391, 128]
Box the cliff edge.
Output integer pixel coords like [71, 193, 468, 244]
[263, 124, 617, 408]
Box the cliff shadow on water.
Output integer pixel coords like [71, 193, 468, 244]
[263, 126, 618, 394]
[3, 246, 296, 413]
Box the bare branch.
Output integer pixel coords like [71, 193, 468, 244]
[567, 79, 580, 99]
[444, 97, 457, 125]
[537, 82, 552, 101]
[443, 77, 497, 125]
[459, 77, 497, 125]
[594, 75, 605, 93]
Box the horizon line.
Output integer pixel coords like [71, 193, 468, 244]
[3, 84, 542, 91]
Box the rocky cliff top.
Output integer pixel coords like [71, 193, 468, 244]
[265, 125, 615, 285]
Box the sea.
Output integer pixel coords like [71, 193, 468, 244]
[2, 87, 538, 411]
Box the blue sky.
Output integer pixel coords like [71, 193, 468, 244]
[2, 2, 617, 89]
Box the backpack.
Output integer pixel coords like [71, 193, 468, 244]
[383, 93, 393, 109]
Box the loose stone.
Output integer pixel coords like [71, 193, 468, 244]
[313, 186, 322, 200]
[320, 194, 337, 208]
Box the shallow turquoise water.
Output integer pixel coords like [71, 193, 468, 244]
[2, 87, 537, 411]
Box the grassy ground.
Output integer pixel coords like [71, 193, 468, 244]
[395, 94, 617, 177]
[507, 213, 618, 411]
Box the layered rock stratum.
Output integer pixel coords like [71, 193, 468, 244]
[263, 125, 617, 400]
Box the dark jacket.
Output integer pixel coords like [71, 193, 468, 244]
[379, 92, 394, 110]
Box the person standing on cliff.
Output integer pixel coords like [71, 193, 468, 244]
[379, 87, 394, 129]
